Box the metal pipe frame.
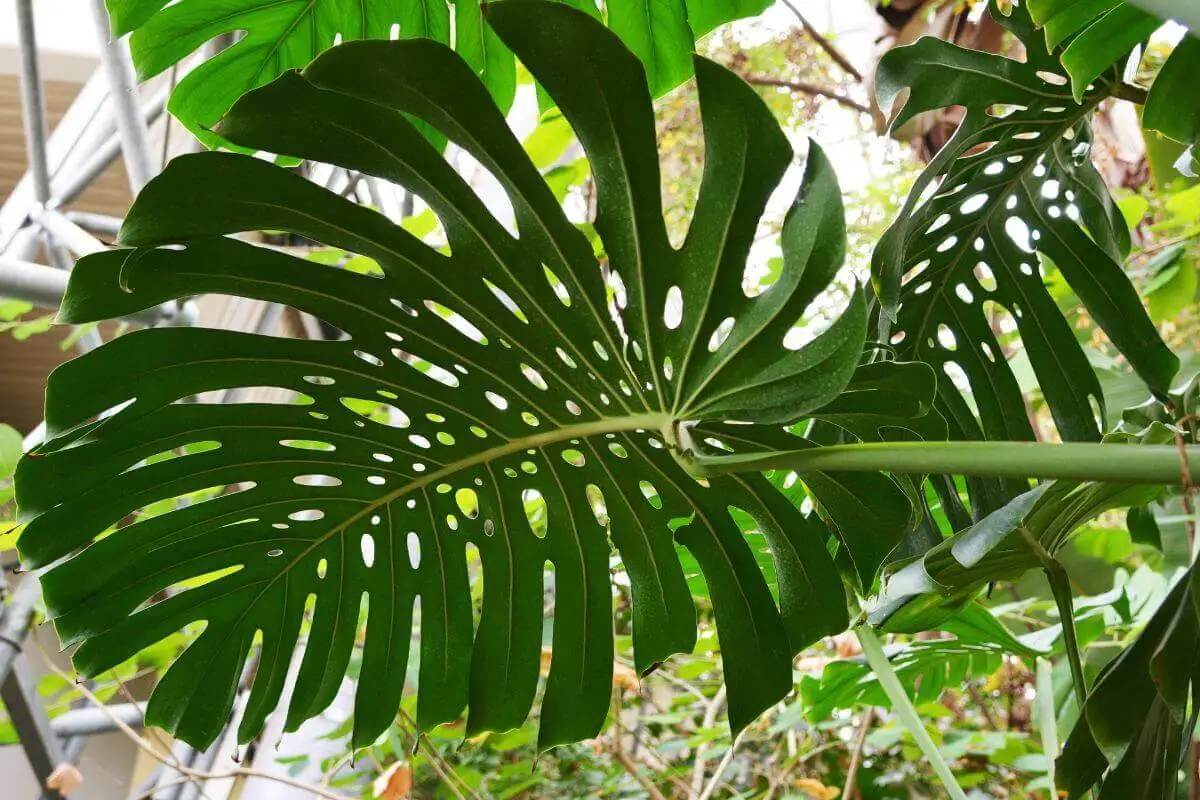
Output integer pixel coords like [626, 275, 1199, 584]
[0, 68, 114, 249]
[1, 659, 67, 800]
[86, 0, 156, 192]
[63, 210, 123, 237]
[0, 577, 41, 683]
[48, 89, 167, 211]
[0, 255, 191, 326]
[48, 703, 148, 738]
[36, 210, 106, 257]
[13, 0, 51, 205]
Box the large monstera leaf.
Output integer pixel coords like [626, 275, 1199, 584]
[107, 0, 770, 147]
[872, 0, 1178, 514]
[18, 2, 867, 752]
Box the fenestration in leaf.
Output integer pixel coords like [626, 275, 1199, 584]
[871, 0, 1177, 514]
[18, 1, 864, 753]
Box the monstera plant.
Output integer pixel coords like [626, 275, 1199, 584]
[12, 0, 1200, 796]
[20, 0, 877, 752]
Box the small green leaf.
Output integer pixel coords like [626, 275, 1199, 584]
[105, 0, 773, 147]
[1059, 5, 1160, 102]
[0, 424, 22, 481]
[1143, 38, 1200, 150]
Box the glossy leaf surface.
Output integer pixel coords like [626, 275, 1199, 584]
[19, 2, 862, 752]
[872, 0, 1177, 514]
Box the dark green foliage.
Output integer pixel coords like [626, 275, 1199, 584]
[18, 1, 867, 752]
[1057, 575, 1197, 799]
[872, 0, 1177, 515]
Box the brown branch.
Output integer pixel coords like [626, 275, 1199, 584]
[779, 0, 864, 82]
[624, 727, 695, 796]
[696, 732, 744, 800]
[35, 653, 352, 800]
[1177, 414, 1199, 550]
[841, 708, 875, 800]
[739, 74, 871, 115]
[609, 745, 671, 800]
[396, 707, 480, 800]
[690, 684, 728, 797]
[1111, 82, 1150, 105]
[966, 684, 1001, 731]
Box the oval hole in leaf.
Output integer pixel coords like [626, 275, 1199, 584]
[522, 489, 548, 539]
[294, 474, 341, 487]
[456, 487, 479, 519]
[664, 286, 683, 329]
[361, 533, 375, 568]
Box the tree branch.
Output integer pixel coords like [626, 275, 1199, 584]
[690, 684, 728, 798]
[778, 0, 864, 82]
[841, 707, 874, 800]
[695, 732, 744, 800]
[608, 745, 670, 800]
[740, 74, 871, 115]
[36, 654, 353, 800]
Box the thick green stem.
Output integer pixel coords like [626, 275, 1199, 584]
[694, 441, 1200, 486]
[1020, 534, 1098, 799]
[855, 627, 969, 800]
[1111, 82, 1149, 104]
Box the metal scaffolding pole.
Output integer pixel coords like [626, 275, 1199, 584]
[0, 255, 193, 327]
[37, 210, 106, 257]
[0, 576, 40, 685]
[87, 0, 156, 192]
[48, 89, 167, 211]
[49, 703, 148, 738]
[64, 210, 123, 237]
[13, 0, 52, 206]
[0, 68, 111, 249]
[1, 660, 67, 800]
[2, 4, 178, 796]
[0, 254, 78, 309]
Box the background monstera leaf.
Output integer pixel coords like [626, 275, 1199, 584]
[107, 0, 771, 147]
[1027, 0, 1200, 175]
[17, 1, 868, 753]
[871, 0, 1178, 515]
